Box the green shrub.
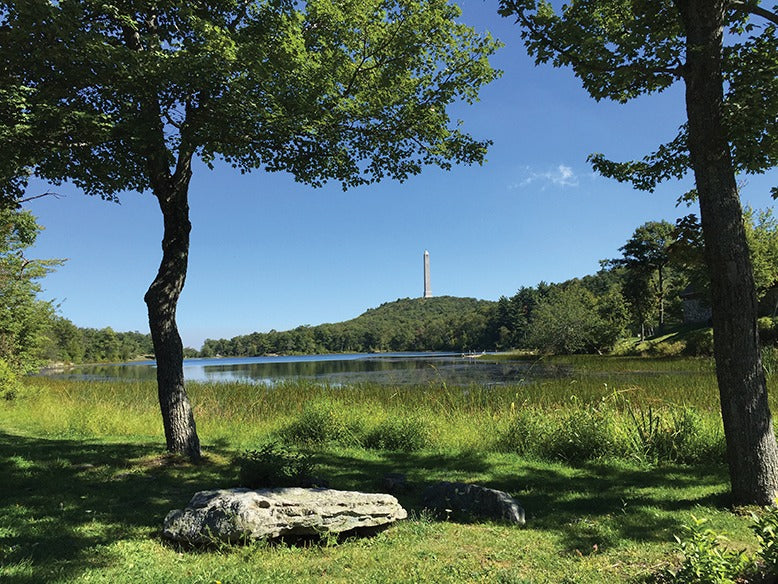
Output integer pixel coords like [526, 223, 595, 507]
[280, 402, 362, 446]
[670, 408, 725, 464]
[496, 407, 554, 458]
[758, 317, 778, 346]
[752, 503, 778, 576]
[546, 403, 620, 462]
[664, 516, 750, 584]
[626, 404, 723, 464]
[236, 442, 317, 488]
[649, 341, 687, 358]
[363, 415, 430, 451]
[0, 359, 19, 400]
[626, 403, 671, 463]
[684, 328, 714, 356]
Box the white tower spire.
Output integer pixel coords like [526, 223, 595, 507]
[423, 250, 432, 298]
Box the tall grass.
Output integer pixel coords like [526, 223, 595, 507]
[3, 355, 773, 584]
[3, 355, 754, 465]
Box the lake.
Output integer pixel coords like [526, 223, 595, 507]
[42, 352, 565, 386]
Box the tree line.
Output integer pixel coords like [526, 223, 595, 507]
[41, 317, 156, 365]
[201, 208, 778, 358]
[200, 296, 497, 357]
[5, 205, 775, 374]
[0, 208, 157, 373]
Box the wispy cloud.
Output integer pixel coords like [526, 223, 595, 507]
[509, 164, 580, 190]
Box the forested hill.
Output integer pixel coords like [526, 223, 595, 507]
[200, 296, 498, 356]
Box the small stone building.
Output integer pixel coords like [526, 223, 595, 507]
[680, 286, 712, 324]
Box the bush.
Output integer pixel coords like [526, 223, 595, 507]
[546, 403, 620, 462]
[496, 407, 554, 458]
[236, 442, 317, 488]
[662, 508, 778, 583]
[752, 505, 778, 576]
[626, 405, 724, 465]
[758, 317, 778, 346]
[280, 402, 362, 446]
[753, 504, 778, 576]
[363, 416, 430, 451]
[683, 328, 714, 356]
[498, 402, 620, 463]
[649, 341, 687, 358]
[526, 284, 625, 354]
[670, 408, 725, 464]
[0, 359, 20, 400]
[664, 516, 750, 584]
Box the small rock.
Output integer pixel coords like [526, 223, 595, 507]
[163, 487, 408, 544]
[421, 481, 525, 525]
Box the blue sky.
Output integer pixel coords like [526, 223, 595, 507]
[24, 0, 777, 349]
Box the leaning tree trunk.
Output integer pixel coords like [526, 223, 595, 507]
[145, 162, 201, 460]
[678, 0, 778, 505]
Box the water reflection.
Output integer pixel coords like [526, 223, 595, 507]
[41, 353, 571, 387]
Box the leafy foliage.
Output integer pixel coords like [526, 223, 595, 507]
[744, 206, 778, 300]
[753, 503, 778, 576]
[526, 282, 627, 354]
[2, 0, 501, 200]
[664, 516, 750, 584]
[0, 208, 60, 373]
[236, 442, 317, 488]
[363, 415, 430, 451]
[0, 357, 19, 400]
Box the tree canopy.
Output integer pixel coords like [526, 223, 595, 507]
[0, 209, 60, 376]
[2, 0, 501, 200]
[497, 0, 777, 197]
[609, 221, 676, 335]
[498, 0, 778, 504]
[1, 0, 501, 458]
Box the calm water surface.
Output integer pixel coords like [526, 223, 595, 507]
[44, 353, 567, 386]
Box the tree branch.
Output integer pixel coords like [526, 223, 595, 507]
[229, 0, 251, 32]
[731, 0, 778, 25]
[511, 6, 685, 79]
[19, 191, 63, 204]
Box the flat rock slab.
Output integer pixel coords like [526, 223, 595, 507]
[163, 487, 407, 544]
[422, 481, 525, 525]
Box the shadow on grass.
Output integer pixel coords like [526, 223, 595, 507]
[0, 431, 235, 584]
[313, 448, 730, 555]
[0, 430, 731, 582]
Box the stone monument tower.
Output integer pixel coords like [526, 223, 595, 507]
[423, 250, 432, 298]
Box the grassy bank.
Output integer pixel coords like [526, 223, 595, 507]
[5, 355, 728, 459]
[0, 355, 773, 582]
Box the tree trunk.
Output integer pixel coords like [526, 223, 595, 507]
[144, 162, 201, 460]
[657, 265, 665, 334]
[677, 0, 778, 505]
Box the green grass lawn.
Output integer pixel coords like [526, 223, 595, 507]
[0, 356, 771, 583]
[0, 432, 753, 583]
